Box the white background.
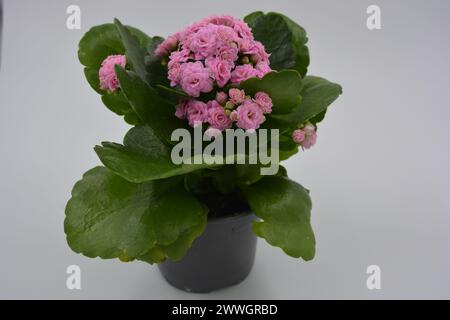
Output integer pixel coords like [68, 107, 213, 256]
[0, 0, 449, 299]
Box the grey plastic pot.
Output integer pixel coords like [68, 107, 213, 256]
[158, 211, 257, 293]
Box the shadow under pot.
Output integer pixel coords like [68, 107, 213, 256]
[158, 211, 257, 293]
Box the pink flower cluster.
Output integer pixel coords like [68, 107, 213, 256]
[175, 89, 273, 133]
[99, 55, 126, 92]
[292, 123, 317, 149]
[155, 15, 272, 97]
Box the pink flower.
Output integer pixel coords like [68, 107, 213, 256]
[207, 102, 232, 131]
[206, 100, 221, 110]
[186, 100, 209, 127]
[255, 61, 272, 78]
[216, 25, 239, 44]
[251, 41, 270, 63]
[292, 129, 305, 144]
[168, 49, 190, 66]
[180, 21, 208, 47]
[291, 124, 318, 149]
[238, 38, 258, 55]
[188, 24, 218, 59]
[206, 15, 235, 27]
[216, 91, 228, 105]
[167, 50, 190, 86]
[206, 58, 232, 88]
[229, 110, 239, 122]
[230, 64, 257, 84]
[154, 34, 179, 57]
[233, 20, 253, 39]
[168, 63, 182, 87]
[179, 62, 213, 97]
[175, 100, 190, 119]
[99, 55, 126, 92]
[228, 88, 246, 105]
[235, 100, 265, 130]
[253, 92, 273, 114]
[164, 15, 271, 94]
[303, 123, 316, 135]
[302, 131, 317, 149]
[216, 44, 239, 63]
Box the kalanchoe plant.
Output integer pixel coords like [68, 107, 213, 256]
[65, 12, 342, 264]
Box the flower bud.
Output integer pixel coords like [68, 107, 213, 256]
[216, 91, 228, 105]
[225, 101, 235, 110]
[303, 123, 316, 135]
[292, 129, 305, 144]
[229, 110, 239, 121]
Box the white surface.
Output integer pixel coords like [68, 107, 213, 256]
[0, 0, 449, 299]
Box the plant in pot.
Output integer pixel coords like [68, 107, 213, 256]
[65, 12, 342, 293]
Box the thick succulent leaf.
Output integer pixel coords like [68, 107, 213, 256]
[245, 12, 310, 77]
[239, 70, 302, 114]
[101, 93, 141, 125]
[84, 66, 140, 125]
[309, 109, 327, 125]
[137, 247, 166, 264]
[276, 165, 288, 177]
[278, 139, 300, 161]
[145, 37, 171, 88]
[78, 23, 148, 68]
[243, 11, 264, 27]
[152, 223, 206, 262]
[241, 175, 315, 260]
[64, 167, 207, 263]
[114, 67, 189, 144]
[272, 75, 342, 125]
[155, 84, 188, 104]
[114, 18, 150, 83]
[78, 23, 150, 124]
[137, 223, 206, 264]
[207, 164, 262, 194]
[83, 67, 103, 95]
[95, 125, 215, 183]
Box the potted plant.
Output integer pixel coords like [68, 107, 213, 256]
[65, 12, 342, 293]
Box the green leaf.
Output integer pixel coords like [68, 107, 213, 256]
[137, 247, 166, 264]
[243, 11, 264, 27]
[278, 139, 299, 161]
[78, 23, 150, 124]
[114, 18, 151, 83]
[309, 109, 327, 125]
[147, 36, 164, 55]
[245, 12, 310, 77]
[79, 23, 150, 69]
[145, 37, 171, 88]
[101, 93, 141, 125]
[114, 67, 188, 144]
[155, 84, 188, 105]
[209, 164, 264, 193]
[83, 67, 103, 95]
[83, 66, 141, 124]
[239, 70, 302, 114]
[79, 24, 122, 68]
[64, 167, 207, 263]
[276, 165, 288, 177]
[183, 170, 215, 194]
[272, 76, 342, 125]
[157, 223, 206, 261]
[155, 84, 188, 98]
[241, 175, 315, 260]
[95, 125, 215, 183]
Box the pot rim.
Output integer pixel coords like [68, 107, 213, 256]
[206, 210, 254, 224]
